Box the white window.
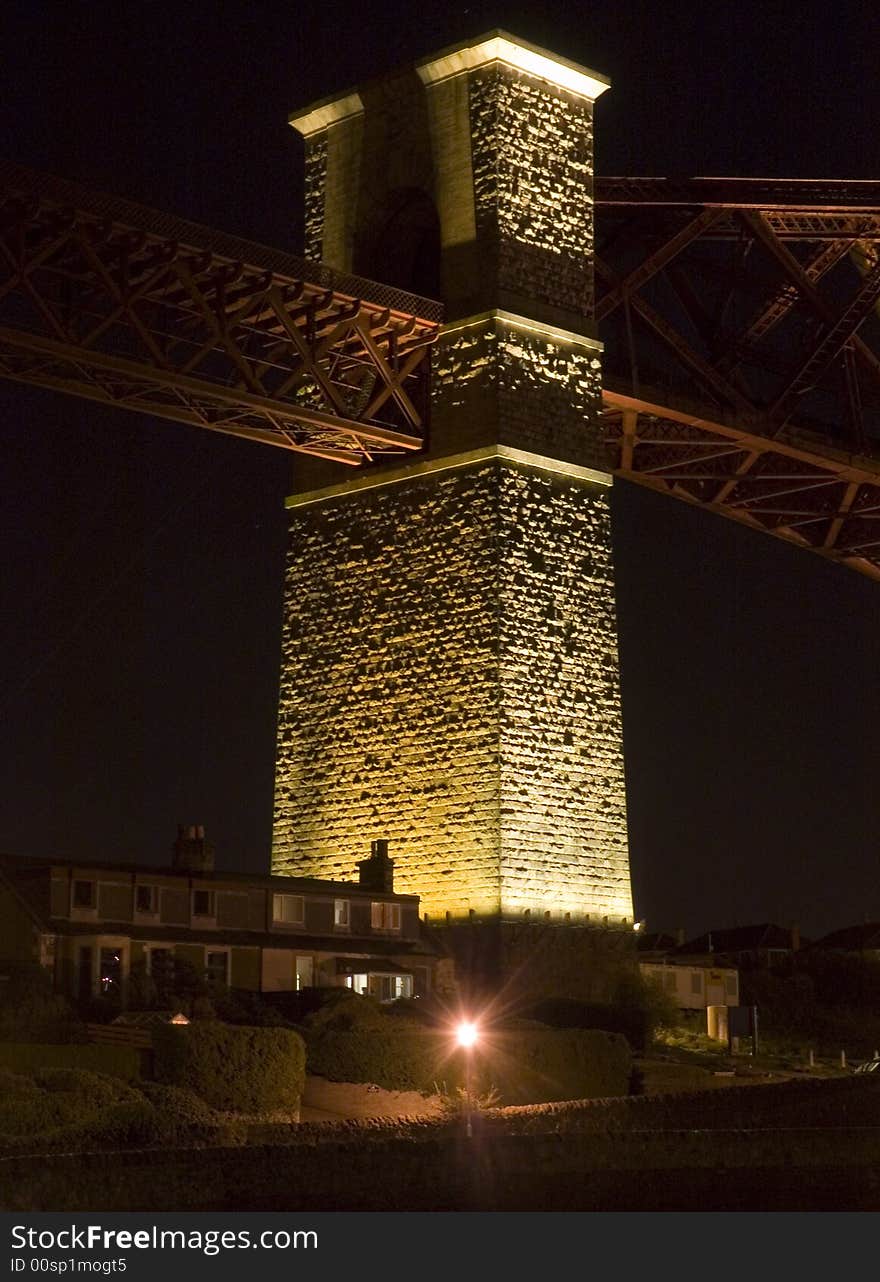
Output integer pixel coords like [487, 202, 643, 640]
[272, 893, 305, 926]
[371, 901, 401, 932]
[295, 956, 314, 990]
[191, 889, 216, 919]
[334, 899, 350, 929]
[135, 884, 158, 915]
[370, 974, 413, 1002]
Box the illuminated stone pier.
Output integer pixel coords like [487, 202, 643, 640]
[272, 33, 634, 998]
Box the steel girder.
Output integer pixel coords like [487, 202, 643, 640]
[595, 177, 880, 577]
[0, 163, 439, 465]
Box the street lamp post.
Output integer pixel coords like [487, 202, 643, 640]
[456, 1020, 478, 1139]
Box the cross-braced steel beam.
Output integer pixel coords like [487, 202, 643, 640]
[0, 163, 440, 465]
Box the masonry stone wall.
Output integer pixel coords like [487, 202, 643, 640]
[302, 138, 327, 263]
[273, 463, 502, 917]
[272, 457, 631, 929]
[430, 321, 607, 470]
[469, 67, 595, 321]
[280, 41, 633, 986]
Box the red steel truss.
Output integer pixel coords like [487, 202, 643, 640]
[0, 163, 439, 466]
[3, 165, 880, 576]
[595, 178, 880, 577]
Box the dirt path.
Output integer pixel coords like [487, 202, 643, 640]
[300, 1076, 446, 1123]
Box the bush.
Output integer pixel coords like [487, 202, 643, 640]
[212, 990, 296, 1028]
[152, 1023, 306, 1113]
[0, 1042, 141, 1080]
[303, 998, 632, 1103]
[302, 995, 442, 1091]
[485, 1026, 632, 1104]
[0, 1067, 143, 1145]
[529, 972, 678, 1053]
[0, 965, 85, 1043]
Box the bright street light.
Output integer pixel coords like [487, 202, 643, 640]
[455, 1020, 479, 1137]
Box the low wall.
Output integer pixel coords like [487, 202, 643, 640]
[2, 1076, 879, 1212]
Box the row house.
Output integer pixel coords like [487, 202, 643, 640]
[0, 830, 451, 1004]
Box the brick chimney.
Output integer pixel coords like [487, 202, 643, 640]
[357, 839, 394, 893]
[172, 824, 215, 873]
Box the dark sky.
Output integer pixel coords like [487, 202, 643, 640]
[1, 0, 877, 941]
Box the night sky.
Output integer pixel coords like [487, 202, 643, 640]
[1, 0, 877, 941]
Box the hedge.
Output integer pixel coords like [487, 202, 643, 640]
[0, 1041, 141, 1080]
[0, 1068, 244, 1152]
[486, 1026, 632, 1104]
[303, 998, 632, 1102]
[152, 1023, 306, 1112]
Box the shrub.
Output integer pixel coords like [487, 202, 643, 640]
[0, 964, 85, 1043]
[530, 972, 677, 1053]
[303, 1000, 632, 1103]
[302, 995, 442, 1091]
[0, 1067, 143, 1145]
[152, 1023, 306, 1113]
[485, 1025, 632, 1104]
[0, 1042, 141, 1080]
[212, 990, 295, 1028]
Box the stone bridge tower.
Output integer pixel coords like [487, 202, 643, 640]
[272, 33, 634, 998]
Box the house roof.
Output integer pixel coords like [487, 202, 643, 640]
[808, 922, 880, 951]
[0, 850, 418, 903]
[678, 923, 799, 955]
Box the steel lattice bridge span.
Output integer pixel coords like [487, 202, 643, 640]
[3, 163, 880, 577]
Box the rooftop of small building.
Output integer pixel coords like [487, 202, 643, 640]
[0, 848, 419, 902]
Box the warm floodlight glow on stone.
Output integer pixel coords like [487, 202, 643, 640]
[417, 32, 611, 102]
[456, 1021, 478, 1048]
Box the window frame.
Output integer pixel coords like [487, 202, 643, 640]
[272, 893, 305, 928]
[134, 883, 159, 917]
[191, 888, 217, 921]
[71, 879, 97, 914]
[333, 899, 350, 930]
[370, 900, 402, 932]
[204, 947, 230, 990]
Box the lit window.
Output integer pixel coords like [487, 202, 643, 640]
[192, 889, 216, 919]
[370, 901, 401, 931]
[370, 974, 412, 1002]
[73, 880, 96, 910]
[135, 884, 158, 915]
[295, 956, 314, 990]
[205, 950, 228, 990]
[334, 899, 350, 929]
[272, 893, 305, 925]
